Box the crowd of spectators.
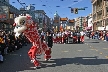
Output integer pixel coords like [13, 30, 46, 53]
[86, 30, 108, 41]
[0, 30, 30, 63]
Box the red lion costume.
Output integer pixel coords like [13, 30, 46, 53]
[13, 14, 51, 68]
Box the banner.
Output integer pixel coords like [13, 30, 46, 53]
[0, 6, 9, 21]
[60, 18, 68, 21]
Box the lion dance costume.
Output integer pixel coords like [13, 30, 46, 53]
[13, 14, 51, 68]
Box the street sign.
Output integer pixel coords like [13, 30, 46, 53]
[78, 8, 85, 10]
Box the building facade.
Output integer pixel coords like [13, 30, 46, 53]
[0, 0, 21, 31]
[74, 17, 85, 31]
[86, 13, 93, 31]
[53, 11, 60, 32]
[60, 17, 68, 31]
[65, 19, 75, 30]
[34, 10, 46, 30]
[92, 0, 108, 30]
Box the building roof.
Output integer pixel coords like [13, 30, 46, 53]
[54, 11, 59, 17]
[34, 10, 46, 14]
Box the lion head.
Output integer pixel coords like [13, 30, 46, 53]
[13, 14, 33, 37]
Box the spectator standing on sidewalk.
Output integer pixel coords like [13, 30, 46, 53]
[103, 30, 106, 41]
[106, 32, 108, 41]
[45, 32, 53, 56]
[91, 31, 95, 39]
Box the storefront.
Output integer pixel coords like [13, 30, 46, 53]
[0, 6, 14, 31]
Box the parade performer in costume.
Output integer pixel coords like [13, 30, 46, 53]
[13, 14, 51, 68]
[80, 31, 85, 42]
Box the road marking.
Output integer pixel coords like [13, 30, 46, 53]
[103, 48, 108, 50]
[90, 49, 98, 51]
[83, 58, 96, 59]
[77, 50, 82, 51]
[95, 49, 98, 51]
[62, 51, 69, 52]
[105, 56, 108, 59]
[90, 49, 96, 50]
[100, 52, 103, 54]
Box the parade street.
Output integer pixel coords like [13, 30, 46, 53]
[0, 37, 108, 72]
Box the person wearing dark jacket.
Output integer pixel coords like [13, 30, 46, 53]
[46, 32, 53, 48]
[45, 32, 53, 61]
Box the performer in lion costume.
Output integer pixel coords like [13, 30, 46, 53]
[13, 14, 51, 69]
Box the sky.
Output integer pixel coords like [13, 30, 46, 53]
[9, 0, 92, 19]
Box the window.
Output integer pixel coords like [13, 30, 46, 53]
[106, 7, 108, 16]
[105, 18, 108, 25]
[35, 13, 38, 17]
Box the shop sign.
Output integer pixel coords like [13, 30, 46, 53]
[60, 18, 68, 21]
[0, 6, 9, 21]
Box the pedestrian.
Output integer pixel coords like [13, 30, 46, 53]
[106, 32, 108, 41]
[80, 31, 85, 42]
[45, 32, 53, 61]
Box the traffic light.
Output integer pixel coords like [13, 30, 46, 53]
[71, 8, 74, 13]
[74, 8, 78, 14]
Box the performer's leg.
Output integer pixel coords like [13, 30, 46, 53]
[62, 37, 63, 44]
[44, 48, 51, 61]
[28, 46, 40, 67]
[28, 48, 33, 60]
[83, 36, 84, 42]
[80, 36, 82, 42]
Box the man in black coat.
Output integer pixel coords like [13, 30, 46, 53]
[45, 32, 53, 61]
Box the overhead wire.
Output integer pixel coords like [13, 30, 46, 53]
[45, 0, 53, 12]
[63, 0, 83, 8]
[39, 0, 53, 14]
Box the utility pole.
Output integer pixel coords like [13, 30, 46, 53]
[86, 16, 89, 27]
[80, 16, 83, 31]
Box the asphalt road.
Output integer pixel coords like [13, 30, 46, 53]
[0, 37, 108, 72]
